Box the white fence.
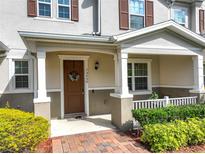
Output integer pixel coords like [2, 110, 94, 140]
[133, 96, 198, 110]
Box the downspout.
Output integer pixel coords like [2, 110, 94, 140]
[93, 0, 101, 36]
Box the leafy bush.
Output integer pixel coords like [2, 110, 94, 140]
[149, 91, 159, 99]
[141, 118, 205, 152]
[0, 109, 49, 152]
[132, 104, 205, 126]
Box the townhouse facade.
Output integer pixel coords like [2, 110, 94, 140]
[1, 0, 205, 130]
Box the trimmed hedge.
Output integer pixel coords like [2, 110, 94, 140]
[0, 109, 49, 152]
[141, 118, 205, 152]
[132, 104, 205, 126]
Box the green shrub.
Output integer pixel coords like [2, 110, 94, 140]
[132, 104, 205, 126]
[141, 118, 205, 152]
[149, 91, 159, 99]
[0, 109, 49, 152]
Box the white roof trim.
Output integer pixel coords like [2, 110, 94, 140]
[18, 31, 115, 43]
[114, 20, 205, 47]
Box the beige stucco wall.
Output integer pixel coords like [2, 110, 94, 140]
[128, 54, 194, 87]
[159, 55, 194, 87]
[46, 52, 115, 90]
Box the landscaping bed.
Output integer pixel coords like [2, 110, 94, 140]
[132, 103, 205, 153]
[0, 108, 49, 153]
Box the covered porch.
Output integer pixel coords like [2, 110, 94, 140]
[19, 21, 205, 132]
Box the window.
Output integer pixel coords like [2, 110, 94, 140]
[129, 0, 145, 29]
[14, 61, 29, 89]
[58, 0, 70, 19]
[38, 0, 51, 17]
[171, 6, 189, 27]
[128, 60, 151, 91]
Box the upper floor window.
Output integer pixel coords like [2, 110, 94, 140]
[38, 0, 52, 17]
[171, 6, 189, 28]
[58, 0, 70, 19]
[129, 0, 145, 29]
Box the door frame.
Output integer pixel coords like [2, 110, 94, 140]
[59, 55, 89, 119]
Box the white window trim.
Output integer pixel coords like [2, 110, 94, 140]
[10, 59, 33, 93]
[128, 59, 152, 93]
[58, 55, 90, 118]
[37, 0, 53, 18]
[57, 0, 71, 20]
[171, 5, 189, 28]
[129, 0, 145, 29]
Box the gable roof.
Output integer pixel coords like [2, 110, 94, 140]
[113, 20, 205, 47]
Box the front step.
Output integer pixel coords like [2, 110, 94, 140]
[64, 112, 87, 119]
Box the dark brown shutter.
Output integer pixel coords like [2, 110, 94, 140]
[71, 0, 79, 21]
[145, 0, 154, 27]
[119, 0, 129, 30]
[199, 9, 205, 33]
[27, 0, 37, 17]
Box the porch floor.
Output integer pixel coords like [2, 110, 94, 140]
[51, 114, 116, 137]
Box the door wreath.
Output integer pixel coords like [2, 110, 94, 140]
[68, 71, 80, 81]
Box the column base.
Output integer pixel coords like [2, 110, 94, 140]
[33, 97, 51, 121]
[110, 93, 133, 99]
[189, 91, 205, 103]
[110, 93, 133, 131]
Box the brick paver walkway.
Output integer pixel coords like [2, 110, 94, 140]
[52, 130, 149, 153]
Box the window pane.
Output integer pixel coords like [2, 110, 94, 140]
[59, 6, 69, 18]
[39, 3, 51, 16]
[15, 76, 29, 88]
[135, 77, 148, 90]
[15, 61, 28, 74]
[128, 63, 132, 76]
[204, 64, 205, 74]
[15, 61, 21, 74]
[128, 78, 132, 91]
[39, 0, 51, 2]
[130, 15, 144, 29]
[134, 63, 147, 76]
[172, 7, 187, 25]
[130, 0, 144, 15]
[58, 0, 69, 5]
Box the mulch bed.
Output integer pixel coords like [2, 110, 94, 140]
[173, 144, 205, 153]
[35, 138, 52, 153]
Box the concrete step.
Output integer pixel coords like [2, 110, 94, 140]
[64, 112, 87, 119]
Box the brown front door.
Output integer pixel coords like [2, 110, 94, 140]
[64, 60, 84, 114]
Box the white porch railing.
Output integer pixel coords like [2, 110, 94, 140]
[133, 96, 198, 110]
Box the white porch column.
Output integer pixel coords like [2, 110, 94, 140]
[119, 53, 130, 96]
[192, 55, 204, 92]
[114, 54, 120, 93]
[111, 52, 133, 98]
[33, 48, 51, 120]
[110, 52, 133, 131]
